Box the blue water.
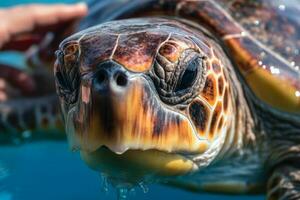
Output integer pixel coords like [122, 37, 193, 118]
[0, 142, 264, 200]
[0, 0, 266, 199]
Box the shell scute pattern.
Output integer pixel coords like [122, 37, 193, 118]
[160, 34, 197, 59]
[188, 43, 230, 143]
[159, 42, 179, 63]
[113, 32, 167, 72]
[209, 101, 223, 140]
[189, 99, 211, 137]
[159, 39, 187, 64]
[167, 0, 300, 112]
[211, 59, 221, 74]
[217, 115, 224, 132]
[218, 76, 224, 96]
[223, 88, 229, 113]
[200, 73, 217, 105]
[80, 34, 119, 69]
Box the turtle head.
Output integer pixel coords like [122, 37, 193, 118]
[54, 18, 232, 184]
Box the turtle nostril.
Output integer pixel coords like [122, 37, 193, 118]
[115, 72, 128, 87]
[96, 70, 107, 84]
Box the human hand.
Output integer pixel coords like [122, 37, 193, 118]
[0, 3, 88, 50]
[0, 3, 88, 102]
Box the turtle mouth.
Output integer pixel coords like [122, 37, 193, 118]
[65, 75, 208, 155]
[80, 146, 198, 183]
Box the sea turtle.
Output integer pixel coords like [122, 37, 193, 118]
[1, 0, 300, 199]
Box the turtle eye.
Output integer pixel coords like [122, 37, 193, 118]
[175, 55, 201, 92]
[55, 69, 80, 104]
[54, 47, 80, 105]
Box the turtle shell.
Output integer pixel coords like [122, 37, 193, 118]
[214, 0, 300, 113]
[165, 0, 300, 113]
[80, 0, 300, 113]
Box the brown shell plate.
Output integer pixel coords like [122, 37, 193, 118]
[168, 0, 300, 113]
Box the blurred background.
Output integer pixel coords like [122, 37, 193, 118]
[0, 0, 286, 199]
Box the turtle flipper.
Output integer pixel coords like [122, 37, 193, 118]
[267, 165, 300, 200]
